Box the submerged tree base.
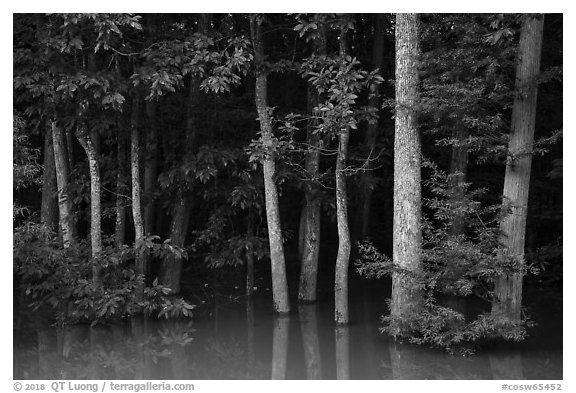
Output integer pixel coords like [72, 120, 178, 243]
[382, 297, 534, 356]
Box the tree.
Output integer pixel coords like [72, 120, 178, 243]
[390, 13, 423, 319]
[492, 15, 545, 321]
[130, 92, 146, 295]
[40, 129, 58, 231]
[76, 111, 103, 282]
[114, 114, 129, 248]
[334, 24, 352, 325]
[159, 13, 212, 294]
[144, 100, 159, 237]
[298, 14, 327, 303]
[250, 14, 291, 314]
[51, 120, 76, 248]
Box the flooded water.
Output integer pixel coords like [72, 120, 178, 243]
[13, 281, 562, 380]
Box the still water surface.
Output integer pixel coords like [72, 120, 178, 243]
[14, 283, 562, 380]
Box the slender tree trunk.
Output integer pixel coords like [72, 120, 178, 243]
[65, 129, 75, 176]
[76, 121, 102, 282]
[492, 15, 544, 321]
[390, 13, 423, 318]
[358, 13, 386, 240]
[297, 204, 306, 259]
[250, 14, 290, 314]
[298, 17, 326, 303]
[144, 100, 158, 236]
[448, 127, 469, 236]
[51, 120, 75, 247]
[115, 119, 128, 248]
[161, 198, 192, 294]
[159, 14, 211, 295]
[40, 129, 58, 231]
[334, 28, 352, 325]
[131, 93, 146, 296]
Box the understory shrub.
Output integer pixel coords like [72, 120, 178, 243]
[14, 223, 194, 325]
[356, 161, 537, 355]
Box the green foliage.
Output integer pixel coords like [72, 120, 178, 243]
[134, 29, 252, 99]
[13, 114, 42, 221]
[301, 53, 382, 136]
[14, 224, 194, 326]
[356, 160, 536, 354]
[381, 294, 532, 356]
[13, 115, 42, 192]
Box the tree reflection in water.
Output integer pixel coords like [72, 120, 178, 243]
[335, 325, 350, 379]
[298, 304, 322, 379]
[14, 294, 562, 380]
[271, 315, 290, 379]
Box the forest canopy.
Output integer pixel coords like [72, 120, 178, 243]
[13, 13, 562, 354]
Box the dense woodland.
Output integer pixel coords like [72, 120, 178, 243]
[13, 13, 562, 354]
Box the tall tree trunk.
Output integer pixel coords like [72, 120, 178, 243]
[115, 119, 129, 248]
[448, 127, 469, 236]
[161, 198, 192, 294]
[131, 93, 146, 296]
[334, 27, 352, 325]
[159, 14, 211, 295]
[51, 120, 75, 247]
[40, 128, 58, 231]
[144, 100, 158, 236]
[76, 121, 102, 283]
[358, 13, 387, 240]
[390, 13, 423, 318]
[250, 14, 290, 314]
[65, 129, 75, 177]
[492, 15, 544, 321]
[298, 16, 326, 304]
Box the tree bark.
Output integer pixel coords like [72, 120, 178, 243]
[65, 129, 75, 176]
[492, 15, 544, 321]
[76, 121, 102, 282]
[358, 13, 387, 240]
[159, 14, 211, 295]
[51, 120, 76, 247]
[390, 13, 423, 318]
[144, 100, 158, 236]
[250, 14, 290, 314]
[115, 119, 129, 248]
[160, 198, 192, 294]
[130, 93, 146, 295]
[334, 27, 352, 325]
[40, 128, 59, 231]
[298, 16, 326, 303]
